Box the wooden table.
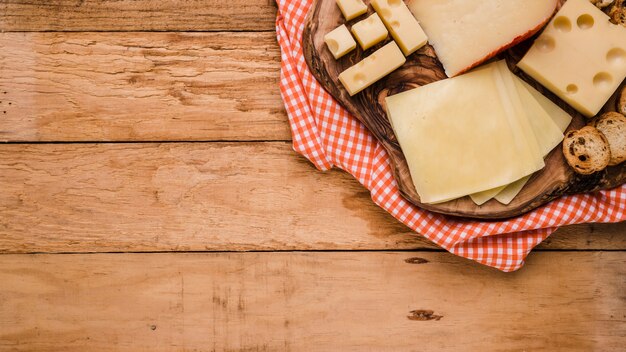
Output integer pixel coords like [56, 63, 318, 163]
[0, 1, 624, 351]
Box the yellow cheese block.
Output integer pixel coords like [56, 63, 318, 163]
[338, 41, 406, 96]
[335, 0, 367, 21]
[518, 0, 626, 117]
[371, 0, 428, 56]
[324, 24, 357, 59]
[351, 13, 388, 50]
[386, 61, 545, 204]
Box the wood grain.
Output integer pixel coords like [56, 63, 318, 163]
[0, 0, 277, 32]
[0, 252, 624, 351]
[0, 142, 623, 253]
[0, 32, 289, 142]
[303, 0, 626, 219]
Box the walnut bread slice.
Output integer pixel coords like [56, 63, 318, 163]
[563, 126, 611, 174]
[593, 112, 626, 165]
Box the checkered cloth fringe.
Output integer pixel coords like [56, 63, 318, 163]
[275, 0, 626, 271]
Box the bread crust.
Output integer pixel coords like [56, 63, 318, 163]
[593, 112, 626, 165]
[618, 86, 626, 116]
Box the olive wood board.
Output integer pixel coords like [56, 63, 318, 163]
[302, 0, 626, 219]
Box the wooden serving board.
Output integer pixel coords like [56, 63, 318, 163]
[302, 0, 626, 219]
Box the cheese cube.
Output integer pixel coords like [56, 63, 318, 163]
[324, 24, 357, 59]
[339, 41, 406, 96]
[518, 0, 626, 117]
[351, 13, 389, 50]
[335, 0, 367, 21]
[371, 0, 428, 56]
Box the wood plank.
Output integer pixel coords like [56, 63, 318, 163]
[0, 143, 624, 253]
[0, 252, 624, 351]
[0, 0, 277, 32]
[0, 32, 289, 142]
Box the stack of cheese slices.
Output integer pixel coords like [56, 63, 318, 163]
[383, 0, 626, 206]
[326, 0, 626, 206]
[386, 60, 572, 205]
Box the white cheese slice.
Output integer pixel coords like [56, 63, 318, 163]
[408, 0, 557, 77]
[494, 176, 531, 205]
[493, 79, 572, 205]
[492, 62, 545, 172]
[519, 79, 573, 132]
[386, 61, 544, 204]
[470, 185, 508, 206]
[509, 70, 564, 158]
[469, 62, 563, 206]
[517, 0, 626, 117]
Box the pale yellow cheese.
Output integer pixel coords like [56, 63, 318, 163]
[338, 41, 406, 96]
[324, 24, 357, 59]
[520, 80, 573, 132]
[493, 79, 572, 205]
[469, 61, 561, 206]
[351, 13, 388, 50]
[507, 67, 564, 158]
[494, 176, 531, 205]
[469, 185, 507, 206]
[468, 63, 567, 206]
[335, 0, 367, 21]
[492, 62, 545, 173]
[518, 0, 626, 117]
[370, 0, 428, 56]
[408, 0, 557, 77]
[385, 61, 544, 204]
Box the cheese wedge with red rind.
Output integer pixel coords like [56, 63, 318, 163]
[407, 0, 558, 77]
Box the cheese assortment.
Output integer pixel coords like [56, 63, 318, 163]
[318, 0, 623, 210]
[386, 61, 569, 205]
[351, 13, 388, 50]
[370, 0, 428, 56]
[335, 0, 367, 21]
[339, 41, 406, 96]
[518, 0, 626, 117]
[326, 0, 428, 96]
[324, 24, 357, 59]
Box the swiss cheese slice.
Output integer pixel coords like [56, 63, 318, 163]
[386, 61, 545, 204]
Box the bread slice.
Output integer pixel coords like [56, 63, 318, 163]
[562, 126, 611, 174]
[593, 112, 626, 165]
[618, 86, 626, 116]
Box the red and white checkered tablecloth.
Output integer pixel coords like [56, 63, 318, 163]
[275, 0, 626, 271]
